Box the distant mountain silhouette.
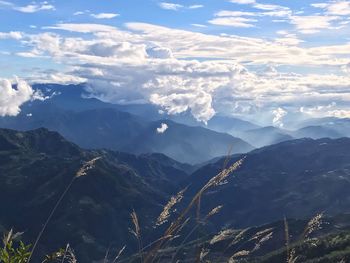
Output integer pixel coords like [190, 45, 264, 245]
[237, 126, 294, 147]
[206, 115, 260, 135]
[188, 137, 350, 228]
[0, 85, 253, 164]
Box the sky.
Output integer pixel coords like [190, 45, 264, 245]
[0, 0, 350, 126]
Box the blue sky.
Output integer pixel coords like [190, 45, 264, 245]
[0, 0, 350, 125]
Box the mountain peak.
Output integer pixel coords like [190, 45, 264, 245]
[0, 128, 82, 157]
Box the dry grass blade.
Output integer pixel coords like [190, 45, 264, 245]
[284, 216, 290, 262]
[222, 144, 234, 171]
[210, 229, 235, 245]
[249, 228, 273, 242]
[227, 229, 249, 248]
[156, 188, 187, 227]
[103, 246, 111, 263]
[131, 210, 141, 239]
[199, 248, 210, 261]
[230, 250, 250, 259]
[144, 158, 244, 263]
[251, 231, 273, 252]
[60, 244, 69, 263]
[303, 213, 324, 239]
[130, 210, 144, 262]
[112, 245, 126, 263]
[204, 205, 223, 221]
[204, 158, 244, 191]
[66, 245, 78, 263]
[196, 194, 201, 222]
[287, 249, 298, 263]
[2, 229, 13, 246]
[75, 157, 101, 178]
[28, 157, 101, 263]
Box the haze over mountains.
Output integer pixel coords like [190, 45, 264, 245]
[0, 84, 349, 161]
[0, 84, 254, 164]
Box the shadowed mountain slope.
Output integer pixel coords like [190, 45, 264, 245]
[0, 128, 190, 262]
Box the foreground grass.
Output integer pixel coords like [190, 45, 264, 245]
[1, 156, 350, 263]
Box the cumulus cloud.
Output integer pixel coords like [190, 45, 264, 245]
[156, 123, 168, 133]
[272, 107, 287, 128]
[9, 22, 350, 124]
[300, 102, 350, 118]
[146, 46, 173, 59]
[0, 79, 43, 116]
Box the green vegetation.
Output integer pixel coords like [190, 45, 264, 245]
[0, 230, 31, 263]
[0, 230, 76, 263]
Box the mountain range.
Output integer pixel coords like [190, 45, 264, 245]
[3, 83, 350, 151]
[0, 127, 191, 261]
[1, 127, 350, 261]
[0, 84, 253, 164]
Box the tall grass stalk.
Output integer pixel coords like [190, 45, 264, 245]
[27, 157, 100, 263]
[130, 210, 144, 263]
[143, 157, 244, 263]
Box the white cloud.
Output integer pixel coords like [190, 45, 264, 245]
[272, 107, 287, 127]
[275, 33, 303, 46]
[27, 72, 87, 85]
[327, 1, 350, 15]
[300, 102, 350, 119]
[147, 46, 173, 59]
[74, 11, 85, 16]
[191, 23, 207, 28]
[156, 123, 169, 133]
[0, 31, 23, 40]
[211, 6, 291, 28]
[159, 2, 183, 10]
[253, 3, 288, 11]
[229, 0, 256, 4]
[209, 17, 257, 27]
[289, 15, 339, 34]
[311, 3, 329, 8]
[313, 1, 350, 16]
[0, 1, 13, 7]
[44, 23, 118, 33]
[91, 13, 119, 19]
[0, 79, 43, 116]
[189, 5, 204, 9]
[14, 3, 55, 13]
[9, 22, 350, 123]
[215, 10, 256, 17]
[342, 63, 350, 73]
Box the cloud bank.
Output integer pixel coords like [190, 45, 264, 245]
[0, 79, 43, 116]
[4, 20, 350, 124]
